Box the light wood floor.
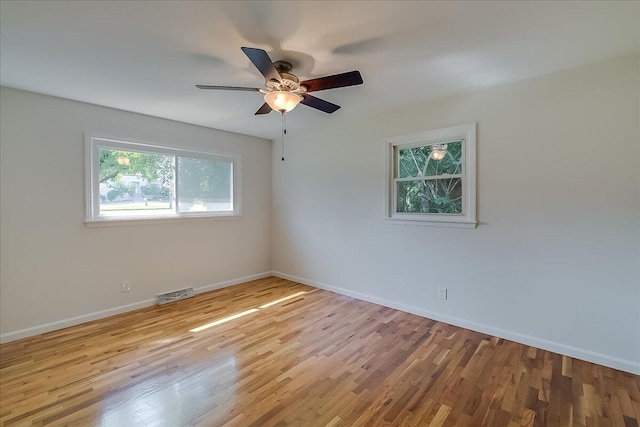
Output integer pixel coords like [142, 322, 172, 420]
[1, 277, 638, 426]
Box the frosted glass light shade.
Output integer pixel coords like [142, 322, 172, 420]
[264, 91, 302, 112]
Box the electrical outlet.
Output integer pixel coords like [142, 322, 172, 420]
[121, 281, 131, 293]
[438, 287, 447, 300]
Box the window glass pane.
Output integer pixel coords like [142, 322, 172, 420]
[99, 148, 174, 217]
[396, 178, 462, 214]
[177, 157, 232, 212]
[398, 140, 463, 178]
[398, 146, 429, 178]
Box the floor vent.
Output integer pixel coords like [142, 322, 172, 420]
[157, 288, 195, 305]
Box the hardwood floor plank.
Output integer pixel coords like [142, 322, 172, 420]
[1, 277, 638, 426]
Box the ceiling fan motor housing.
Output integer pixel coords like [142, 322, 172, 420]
[266, 61, 304, 92]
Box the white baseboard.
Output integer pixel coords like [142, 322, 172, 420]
[0, 299, 156, 344]
[272, 271, 640, 375]
[0, 271, 272, 344]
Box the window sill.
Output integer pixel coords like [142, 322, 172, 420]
[85, 213, 242, 227]
[385, 218, 477, 229]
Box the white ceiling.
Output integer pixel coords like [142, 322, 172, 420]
[1, 1, 638, 140]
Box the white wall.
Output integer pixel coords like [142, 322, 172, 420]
[0, 87, 272, 340]
[272, 54, 640, 373]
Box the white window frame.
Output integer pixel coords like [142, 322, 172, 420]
[85, 134, 241, 224]
[385, 123, 477, 228]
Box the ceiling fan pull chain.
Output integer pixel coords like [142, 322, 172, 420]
[281, 111, 286, 161]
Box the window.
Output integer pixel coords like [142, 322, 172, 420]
[85, 135, 240, 223]
[386, 123, 476, 228]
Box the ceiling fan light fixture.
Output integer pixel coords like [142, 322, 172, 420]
[197, 47, 363, 114]
[264, 91, 302, 112]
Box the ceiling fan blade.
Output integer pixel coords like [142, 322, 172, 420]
[196, 85, 261, 92]
[255, 102, 272, 115]
[241, 47, 282, 83]
[300, 71, 363, 93]
[300, 94, 341, 114]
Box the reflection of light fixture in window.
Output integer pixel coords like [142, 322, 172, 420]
[430, 144, 448, 161]
[116, 156, 130, 166]
[264, 91, 302, 112]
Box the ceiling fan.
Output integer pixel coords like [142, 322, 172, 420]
[196, 47, 363, 115]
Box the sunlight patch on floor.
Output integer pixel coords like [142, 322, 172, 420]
[189, 291, 308, 333]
